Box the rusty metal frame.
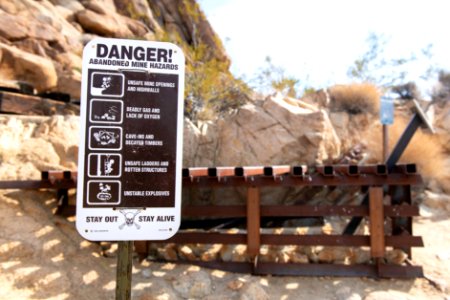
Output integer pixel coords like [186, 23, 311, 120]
[161, 260, 423, 278]
[0, 166, 424, 278]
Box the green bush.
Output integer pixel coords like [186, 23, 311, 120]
[184, 43, 250, 120]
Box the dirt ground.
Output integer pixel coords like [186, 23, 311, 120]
[0, 189, 449, 300]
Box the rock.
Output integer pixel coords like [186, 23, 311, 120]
[51, 0, 85, 19]
[75, 9, 123, 37]
[34, 115, 80, 168]
[0, 162, 40, 180]
[350, 248, 371, 264]
[84, 1, 116, 14]
[385, 249, 408, 265]
[199, 244, 222, 261]
[115, 0, 162, 33]
[0, 116, 80, 178]
[227, 279, 244, 291]
[137, 283, 179, 300]
[220, 244, 248, 262]
[0, 239, 34, 259]
[364, 291, 412, 300]
[56, 71, 82, 100]
[0, 11, 28, 40]
[177, 245, 197, 261]
[423, 191, 450, 211]
[276, 245, 296, 263]
[335, 286, 362, 300]
[425, 275, 448, 293]
[158, 244, 178, 261]
[317, 247, 351, 264]
[194, 120, 220, 166]
[183, 118, 201, 167]
[301, 246, 320, 263]
[0, 43, 57, 92]
[216, 94, 341, 167]
[288, 251, 309, 264]
[18, 138, 61, 170]
[240, 282, 269, 300]
[76, 9, 147, 38]
[0, 11, 60, 42]
[172, 269, 212, 299]
[259, 245, 277, 262]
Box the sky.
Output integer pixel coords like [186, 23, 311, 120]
[197, 0, 450, 97]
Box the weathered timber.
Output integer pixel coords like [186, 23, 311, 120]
[0, 91, 79, 115]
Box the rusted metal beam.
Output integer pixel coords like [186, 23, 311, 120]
[333, 165, 360, 176]
[261, 234, 370, 246]
[235, 166, 265, 177]
[389, 185, 414, 258]
[181, 205, 419, 218]
[247, 187, 261, 256]
[291, 165, 308, 176]
[260, 205, 368, 217]
[2, 167, 420, 189]
[393, 164, 417, 175]
[164, 232, 247, 244]
[41, 170, 78, 183]
[317, 165, 335, 176]
[0, 180, 76, 189]
[182, 205, 247, 217]
[369, 187, 385, 258]
[385, 235, 424, 247]
[182, 173, 422, 188]
[377, 264, 424, 278]
[357, 164, 388, 175]
[384, 205, 419, 217]
[263, 165, 291, 177]
[255, 263, 379, 277]
[185, 167, 209, 177]
[216, 167, 238, 178]
[156, 260, 423, 278]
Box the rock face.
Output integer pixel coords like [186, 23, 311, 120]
[0, 0, 227, 99]
[216, 94, 341, 166]
[0, 115, 79, 180]
[0, 43, 58, 92]
[186, 94, 341, 168]
[0, 94, 341, 176]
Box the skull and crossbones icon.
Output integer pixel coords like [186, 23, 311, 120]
[118, 209, 142, 230]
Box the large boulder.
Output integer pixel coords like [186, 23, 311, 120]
[76, 8, 148, 38]
[183, 95, 342, 205]
[0, 115, 79, 180]
[0, 43, 58, 92]
[215, 94, 341, 166]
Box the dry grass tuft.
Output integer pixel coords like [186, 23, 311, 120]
[329, 83, 380, 115]
[363, 115, 448, 183]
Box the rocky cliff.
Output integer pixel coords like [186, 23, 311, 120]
[0, 0, 228, 99]
[0, 0, 449, 195]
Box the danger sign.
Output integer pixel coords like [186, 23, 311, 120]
[76, 38, 185, 241]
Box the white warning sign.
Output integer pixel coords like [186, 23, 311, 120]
[76, 38, 185, 241]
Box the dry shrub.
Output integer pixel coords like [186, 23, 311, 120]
[329, 83, 380, 115]
[363, 115, 448, 184]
